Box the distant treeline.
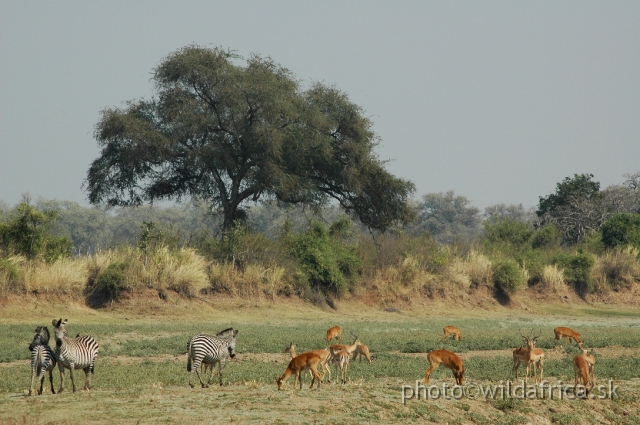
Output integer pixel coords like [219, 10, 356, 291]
[1, 171, 639, 255]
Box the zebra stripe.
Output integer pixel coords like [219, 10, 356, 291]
[52, 319, 99, 393]
[187, 328, 238, 388]
[28, 326, 57, 396]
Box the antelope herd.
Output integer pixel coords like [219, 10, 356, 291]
[276, 324, 596, 398]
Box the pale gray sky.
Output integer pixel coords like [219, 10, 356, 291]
[1, 1, 639, 210]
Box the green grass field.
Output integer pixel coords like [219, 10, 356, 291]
[1, 301, 640, 424]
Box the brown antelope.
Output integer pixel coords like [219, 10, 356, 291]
[511, 346, 528, 379]
[352, 343, 373, 364]
[284, 343, 332, 383]
[325, 326, 342, 342]
[424, 349, 465, 385]
[328, 332, 361, 360]
[573, 354, 592, 398]
[580, 349, 596, 387]
[520, 331, 545, 384]
[333, 349, 350, 384]
[276, 351, 323, 390]
[442, 326, 462, 341]
[554, 326, 583, 349]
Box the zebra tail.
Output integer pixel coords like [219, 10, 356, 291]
[187, 339, 192, 372]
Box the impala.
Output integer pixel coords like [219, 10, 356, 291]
[580, 349, 596, 387]
[520, 331, 544, 384]
[442, 326, 462, 341]
[333, 349, 350, 384]
[352, 343, 373, 364]
[573, 354, 591, 398]
[424, 349, 465, 385]
[276, 351, 323, 390]
[284, 343, 332, 383]
[328, 332, 361, 360]
[325, 326, 342, 342]
[553, 326, 583, 349]
[511, 346, 528, 379]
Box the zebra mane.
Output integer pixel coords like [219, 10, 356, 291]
[29, 326, 51, 351]
[216, 328, 235, 338]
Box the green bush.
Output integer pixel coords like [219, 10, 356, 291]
[0, 258, 19, 282]
[0, 202, 71, 261]
[578, 230, 606, 255]
[492, 259, 524, 293]
[483, 219, 534, 248]
[531, 224, 562, 249]
[601, 213, 640, 250]
[287, 221, 360, 296]
[512, 248, 547, 286]
[554, 252, 595, 296]
[93, 262, 129, 301]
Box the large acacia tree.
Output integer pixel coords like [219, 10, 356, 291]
[85, 46, 415, 232]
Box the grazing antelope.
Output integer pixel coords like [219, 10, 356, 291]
[325, 326, 342, 342]
[511, 346, 528, 379]
[554, 326, 583, 349]
[520, 331, 544, 384]
[573, 354, 592, 398]
[333, 349, 350, 384]
[276, 352, 323, 390]
[424, 349, 465, 385]
[352, 343, 373, 364]
[284, 343, 332, 383]
[442, 326, 462, 341]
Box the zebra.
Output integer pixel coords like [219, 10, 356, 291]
[186, 327, 238, 388]
[28, 326, 57, 395]
[51, 318, 99, 393]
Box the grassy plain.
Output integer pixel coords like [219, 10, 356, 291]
[1, 295, 640, 424]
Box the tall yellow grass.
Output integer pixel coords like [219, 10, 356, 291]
[209, 262, 289, 297]
[593, 246, 640, 291]
[541, 264, 567, 292]
[447, 251, 493, 288]
[1, 243, 639, 304]
[24, 257, 89, 294]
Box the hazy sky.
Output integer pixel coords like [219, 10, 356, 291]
[1, 1, 639, 210]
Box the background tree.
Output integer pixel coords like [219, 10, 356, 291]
[484, 203, 535, 224]
[536, 174, 604, 244]
[85, 46, 415, 233]
[409, 191, 481, 244]
[536, 173, 640, 244]
[0, 200, 71, 261]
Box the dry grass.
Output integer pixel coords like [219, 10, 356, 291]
[1, 242, 639, 306]
[23, 257, 88, 294]
[593, 246, 640, 291]
[447, 251, 493, 288]
[208, 262, 290, 298]
[541, 264, 568, 292]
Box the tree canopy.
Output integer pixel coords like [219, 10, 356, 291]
[410, 191, 481, 243]
[85, 46, 415, 232]
[535, 173, 640, 244]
